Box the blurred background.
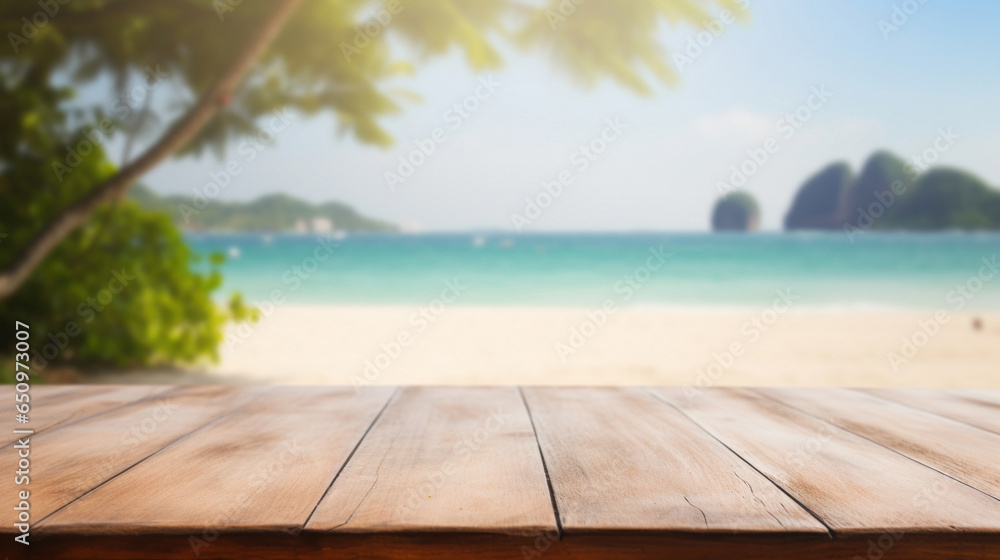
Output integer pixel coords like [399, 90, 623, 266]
[2, 0, 998, 387]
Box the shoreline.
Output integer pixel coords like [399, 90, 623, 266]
[219, 301, 1000, 313]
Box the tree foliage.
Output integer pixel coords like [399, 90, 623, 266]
[3, 0, 742, 154]
[0, 74, 255, 375]
[0, 0, 738, 374]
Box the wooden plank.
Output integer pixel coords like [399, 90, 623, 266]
[0, 384, 79, 415]
[38, 386, 395, 536]
[521, 387, 825, 534]
[23, 531, 1000, 560]
[0, 385, 253, 531]
[962, 389, 1000, 403]
[306, 386, 556, 535]
[8, 386, 1000, 560]
[655, 388, 1000, 534]
[865, 388, 1000, 435]
[0, 385, 69, 418]
[2, 385, 171, 446]
[759, 388, 1000, 500]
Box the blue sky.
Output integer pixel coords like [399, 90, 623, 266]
[124, 0, 1000, 231]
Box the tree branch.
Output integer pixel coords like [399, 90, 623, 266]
[0, 0, 303, 299]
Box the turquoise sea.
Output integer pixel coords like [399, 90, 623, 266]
[188, 232, 1000, 310]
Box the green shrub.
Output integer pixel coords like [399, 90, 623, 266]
[1, 202, 257, 375]
[0, 80, 255, 378]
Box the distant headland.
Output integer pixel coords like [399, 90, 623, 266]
[712, 151, 1000, 232]
[786, 151, 1000, 232]
[712, 191, 760, 232]
[130, 185, 396, 233]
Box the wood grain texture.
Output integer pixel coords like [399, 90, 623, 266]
[1, 384, 30, 423]
[759, 388, 1000, 499]
[2, 385, 171, 446]
[655, 387, 1000, 535]
[37, 386, 394, 535]
[0, 384, 78, 416]
[962, 389, 1000, 404]
[865, 388, 1000, 435]
[306, 387, 556, 535]
[521, 387, 825, 534]
[5, 386, 1000, 560]
[1, 385, 252, 531]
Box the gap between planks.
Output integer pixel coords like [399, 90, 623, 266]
[646, 389, 836, 537]
[752, 388, 1000, 505]
[862, 388, 1000, 437]
[34, 387, 272, 527]
[1, 385, 176, 449]
[518, 386, 564, 540]
[300, 386, 401, 531]
[653, 387, 1000, 536]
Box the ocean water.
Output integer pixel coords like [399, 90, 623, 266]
[187, 232, 1000, 310]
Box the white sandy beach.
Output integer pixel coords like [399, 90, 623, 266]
[168, 305, 1000, 387]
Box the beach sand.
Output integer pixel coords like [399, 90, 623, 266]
[146, 305, 1000, 387]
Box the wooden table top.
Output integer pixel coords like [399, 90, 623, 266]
[3, 385, 1000, 559]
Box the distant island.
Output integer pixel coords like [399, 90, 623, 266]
[130, 185, 396, 233]
[711, 191, 760, 232]
[785, 151, 1000, 231]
